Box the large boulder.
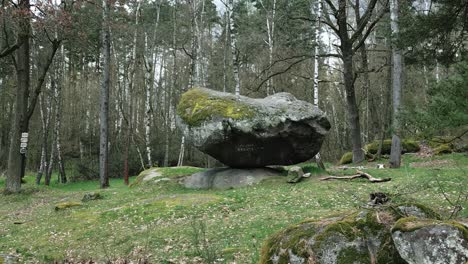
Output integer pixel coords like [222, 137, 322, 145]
[392, 217, 468, 264]
[176, 88, 330, 168]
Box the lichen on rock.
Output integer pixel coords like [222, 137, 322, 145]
[392, 217, 468, 264]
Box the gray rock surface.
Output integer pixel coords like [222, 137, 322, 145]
[177, 88, 330, 168]
[184, 167, 283, 189]
[287, 166, 304, 183]
[392, 218, 468, 264]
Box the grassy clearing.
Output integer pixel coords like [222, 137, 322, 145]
[0, 153, 467, 263]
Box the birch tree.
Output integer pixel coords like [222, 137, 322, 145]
[311, 0, 325, 170]
[389, 0, 402, 168]
[228, 0, 240, 95]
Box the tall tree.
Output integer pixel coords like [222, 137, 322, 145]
[5, 0, 60, 192]
[389, 0, 402, 168]
[323, 0, 388, 163]
[99, 0, 111, 188]
[311, 0, 325, 170]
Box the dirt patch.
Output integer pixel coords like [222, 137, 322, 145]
[410, 159, 454, 168]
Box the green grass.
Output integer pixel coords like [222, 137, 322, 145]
[0, 153, 467, 263]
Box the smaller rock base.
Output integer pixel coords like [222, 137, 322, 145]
[184, 167, 283, 189]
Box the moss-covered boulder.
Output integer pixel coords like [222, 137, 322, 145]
[365, 139, 420, 155]
[176, 88, 330, 168]
[339, 152, 353, 165]
[392, 217, 468, 264]
[259, 208, 406, 264]
[433, 144, 454, 155]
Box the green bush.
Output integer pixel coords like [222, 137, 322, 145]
[339, 152, 353, 165]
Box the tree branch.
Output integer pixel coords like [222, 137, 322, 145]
[350, 0, 380, 43]
[353, 4, 389, 53]
[27, 40, 61, 120]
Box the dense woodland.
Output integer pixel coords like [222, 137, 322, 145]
[0, 0, 467, 192]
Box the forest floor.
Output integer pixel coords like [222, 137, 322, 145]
[0, 153, 467, 263]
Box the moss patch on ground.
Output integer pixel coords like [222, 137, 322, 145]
[176, 88, 255, 126]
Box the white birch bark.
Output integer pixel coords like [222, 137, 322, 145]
[389, 0, 402, 168]
[228, 0, 240, 95]
[311, 0, 325, 169]
[260, 0, 276, 95]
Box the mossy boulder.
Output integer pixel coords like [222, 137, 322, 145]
[392, 217, 468, 264]
[365, 139, 420, 155]
[54, 201, 82, 211]
[433, 144, 454, 155]
[339, 152, 353, 165]
[259, 208, 405, 264]
[176, 88, 330, 168]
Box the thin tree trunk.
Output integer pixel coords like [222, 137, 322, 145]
[223, 11, 229, 93]
[389, 0, 402, 168]
[354, 0, 372, 142]
[311, 0, 325, 170]
[229, 0, 240, 95]
[36, 90, 52, 185]
[99, 0, 111, 188]
[55, 72, 66, 183]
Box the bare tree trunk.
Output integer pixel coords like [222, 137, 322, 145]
[36, 88, 52, 185]
[354, 0, 372, 142]
[261, 0, 276, 95]
[177, 134, 185, 166]
[99, 0, 111, 188]
[55, 70, 66, 183]
[389, 0, 402, 168]
[6, 0, 30, 192]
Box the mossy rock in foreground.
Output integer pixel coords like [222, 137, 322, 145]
[392, 217, 468, 264]
[259, 202, 447, 264]
[259, 208, 406, 264]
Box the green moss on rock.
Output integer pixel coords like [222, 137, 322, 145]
[259, 208, 407, 264]
[392, 217, 468, 240]
[365, 139, 420, 155]
[434, 144, 453, 155]
[176, 88, 255, 127]
[339, 152, 353, 165]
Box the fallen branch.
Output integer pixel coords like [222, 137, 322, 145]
[320, 170, 391, 183]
